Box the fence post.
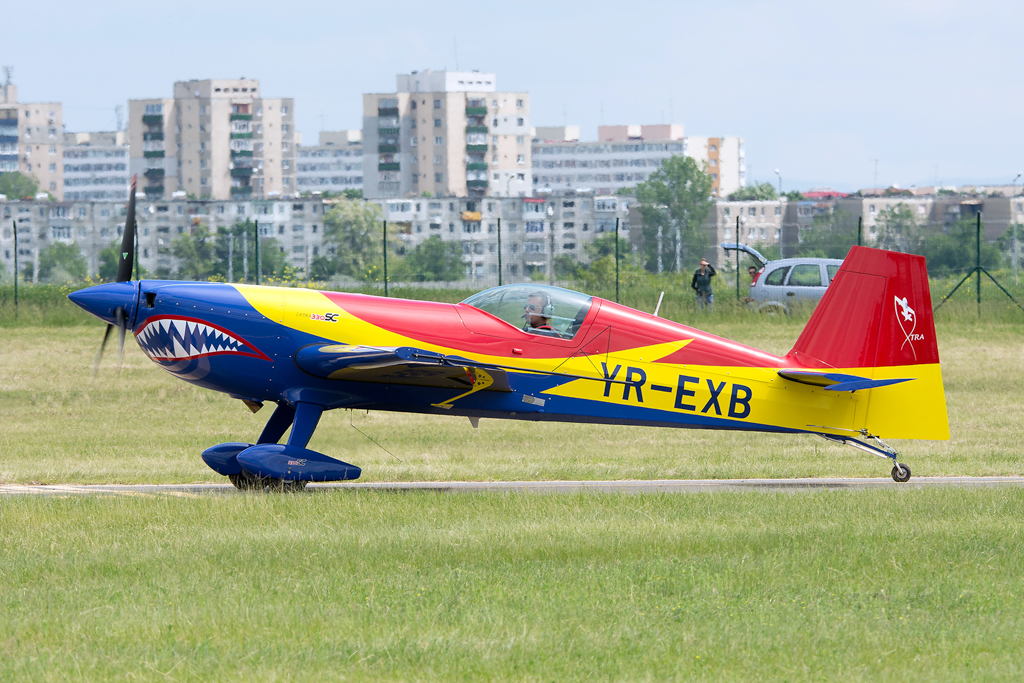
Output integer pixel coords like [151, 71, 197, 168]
[497, 217, 502, 286]
[977, 212, 982, 318]
[857, 216, 862, 247]
[615, 217, 620, 303]
[12, 219, 17, 318]
[736, 216, 740, 301]
[383, 220, 388, 297]
[254, 219, 261, 285]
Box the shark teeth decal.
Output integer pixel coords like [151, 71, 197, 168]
[134, 315, 270, 362]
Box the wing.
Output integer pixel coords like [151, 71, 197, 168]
[294, 344, 512, 391]
[777, 370, 913, 392]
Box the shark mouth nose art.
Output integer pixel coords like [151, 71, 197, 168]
[135, 315, 270, 362]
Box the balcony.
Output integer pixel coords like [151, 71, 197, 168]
[378, 127, 400, 136]
[466, 144, 488, 153]
[142, 114, 163, 124]
[378, 162, 400, 171]
[231, 167, 254, 177]
[231, 149, 254, 157]
[378, 144, 399, 153]
[231, 185, 254, 197]
[466, 126, 488, 134]
[230, 132, 253, 139]
[230, 113, 253, 121]
[466, 162, 488, 171]
[378, 107, 400, 118]
[465, 106, 488, 116]
[467, 180, 488, 189]
[143, 185, 164, 196]
[143, 151, 165, 158]
[143, 132, 164, 141]
[144, 168, 165, 179]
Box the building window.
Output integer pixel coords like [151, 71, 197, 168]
[48, 163, 56, 171]
[516, 99, 524, 108]
[517, 118, 524, 126]
[434, 119, 441, 128]
[517, 154, 525, 164]
[281, 106, 289, 114]
[433, 99, 441, 109]
[434, 136, 443, 145]
[434, 155, 441, 164]
[49, 146, 56, 154]
[435, 172, 443, 183]
[774, 206, 781, 215]
[200, 177, 208, 186]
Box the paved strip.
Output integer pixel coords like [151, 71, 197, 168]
[2, 477, 1024, 497]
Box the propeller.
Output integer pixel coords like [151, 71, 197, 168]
[92, 174, 138, 376]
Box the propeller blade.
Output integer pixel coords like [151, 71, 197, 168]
[116, 175, 138, 283]
[115, 306, 127, 371]
[92, 323, 115, 378]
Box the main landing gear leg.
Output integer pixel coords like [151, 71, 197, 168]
[230, 403, 307, 492]
[818, 434, 911, 483]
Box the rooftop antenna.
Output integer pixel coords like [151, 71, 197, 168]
[453, 38, 459, 71]
[114, 105, 124, 131]
[2, 66, 11, 87]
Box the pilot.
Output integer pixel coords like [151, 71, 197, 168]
[523, 291, 555, 332]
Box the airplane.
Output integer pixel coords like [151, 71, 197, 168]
[69, 177, 948, 490]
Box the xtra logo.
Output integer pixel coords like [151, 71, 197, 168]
[287, 459, 307, 467]
[310, 312, 339, 323]
[894, 296, 924, 359]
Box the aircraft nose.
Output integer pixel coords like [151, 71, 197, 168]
[68, 282, 138, 326]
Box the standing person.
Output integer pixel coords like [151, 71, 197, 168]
[691, 258, 717, 312]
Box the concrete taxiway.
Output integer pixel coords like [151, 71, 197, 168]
[2, 477, 1024, 497]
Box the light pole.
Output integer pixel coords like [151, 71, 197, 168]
[774, 169, 781, 197]
[1014, 173, 1021, 285]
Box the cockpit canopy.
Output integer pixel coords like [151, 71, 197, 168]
[460, 284, 594, 339]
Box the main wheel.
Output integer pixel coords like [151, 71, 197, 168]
[229, 472, 307, 492]
[891, 463, 911, 483]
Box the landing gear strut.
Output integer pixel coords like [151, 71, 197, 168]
[819, 432, 911, 482]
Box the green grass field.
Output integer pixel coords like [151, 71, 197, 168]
[1, 284, 1022, 680]
[3, 489, 1024, 681]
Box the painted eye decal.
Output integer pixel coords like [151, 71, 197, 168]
[135, 315, 270, 362]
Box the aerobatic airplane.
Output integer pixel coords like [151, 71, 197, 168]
[69, 178, 948, 490]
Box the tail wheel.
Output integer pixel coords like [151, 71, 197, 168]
[891, 463, 911, 483]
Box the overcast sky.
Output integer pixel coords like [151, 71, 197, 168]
[4, 0, 1022, 191]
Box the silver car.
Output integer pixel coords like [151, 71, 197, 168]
[721, 243, 844, 314]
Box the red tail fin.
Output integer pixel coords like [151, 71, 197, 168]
[787, 246, 938, 369]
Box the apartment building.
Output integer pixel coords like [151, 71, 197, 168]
[362, 70, 531, 199]
[372, 193, 631, 281]
[128, 79, 296, 201]
[0, 82, 65, 199]
[296, 130, 363, 195]
[532, 124, 744, 197]
[63, 131, 130, 202]
[0, 196, 329, 280]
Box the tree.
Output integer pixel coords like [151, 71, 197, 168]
[173, 224, 217, 280]
[874, 203, 921, 253]
[0, 172, 39, 199]
[29, 242, 88, 282]
[635, 156, 715, 273]
[321, 199, 400, 280]
[792, 208, 859, 259]
[920, 218, 1002, 276]
[399, 235, 464, 281]
[784, 190, 807, 201]
[727, 182, 778, 201]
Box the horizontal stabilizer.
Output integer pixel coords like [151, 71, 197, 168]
[778, 369, 913, 392]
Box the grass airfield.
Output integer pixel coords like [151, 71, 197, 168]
[1, 299, 1023, 680]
